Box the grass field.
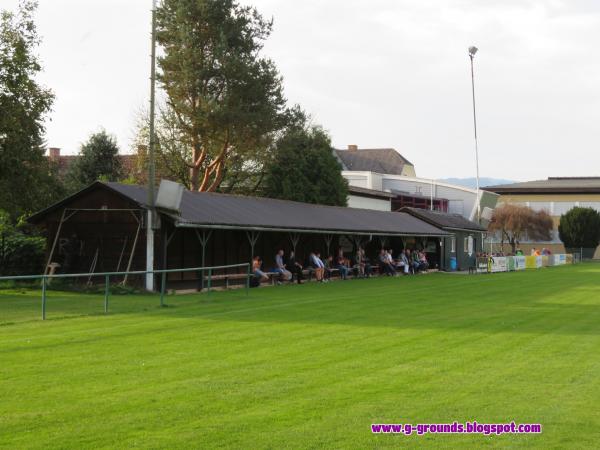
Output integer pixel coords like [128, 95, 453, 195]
[2, 264, 600, 449]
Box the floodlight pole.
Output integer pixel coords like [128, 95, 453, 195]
[145, 0, 158, 291]
[469, 46, 481, 223]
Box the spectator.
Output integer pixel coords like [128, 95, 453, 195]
[379, 249, 396, 276]
[336, 248, 349, 280]
[406, 249, 420, 272]
[274, 249, 292, 282]
[354, 247, 365, 277]
[287, 251, 304, 284]
[252, 256, 269, 285]
[309, 252, 325, 282]
[362, 249, 373, 277]
[418, 251, 429, 271]
[400, 250, 410, 274]
[324, 255, 335, 281]
[354, 247, 370, 278]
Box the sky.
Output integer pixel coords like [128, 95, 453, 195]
[5, 0, 600, 181]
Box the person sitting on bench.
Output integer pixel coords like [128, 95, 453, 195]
[400, 250, 410, 274]
[379, 249, 396, 276]
[274, 249, 292, 282]
[409, 249, 421, 272]
[335, 248, 349, 280]
[418, 251, 429, 271]
[309, 252, 325, 282]
[324, 255, 335, 281]
[252, 256, 269, 286]
[287, 251, 304, 284]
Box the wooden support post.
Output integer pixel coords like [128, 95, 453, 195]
[246, 230, 260, 263]
[122, 218, 142, 286]
[45, 209, 66, 275]
[195, 229, 213, 290]
[289, 232, 300, 254]
[324, 234, 333, 257]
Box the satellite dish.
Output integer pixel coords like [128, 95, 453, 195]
[155, 179, 184, 213]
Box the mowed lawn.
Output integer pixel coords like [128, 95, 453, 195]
[2, 264, 600, 449]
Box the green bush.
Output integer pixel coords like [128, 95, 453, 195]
[0, 211, 46, 276]
[558, 207, 600, 249]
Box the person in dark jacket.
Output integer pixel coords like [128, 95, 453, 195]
[286, 251, 304, 284]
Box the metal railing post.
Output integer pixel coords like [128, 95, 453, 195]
[160, 271, 166, 307]
[41, 276, 47, 320]
[104, 274, 110, 314]
[246, 263, 250, 296]
[207, 268, 212, 296]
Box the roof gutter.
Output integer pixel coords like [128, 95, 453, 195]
[174, 221, 450, 237]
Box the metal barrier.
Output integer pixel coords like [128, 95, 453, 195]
[0, 263, 250, 320]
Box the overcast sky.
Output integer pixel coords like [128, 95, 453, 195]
[6, 0, 600, 181]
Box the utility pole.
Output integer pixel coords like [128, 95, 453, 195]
[146, 0, 158, 291]
[468, 46, 481, 222]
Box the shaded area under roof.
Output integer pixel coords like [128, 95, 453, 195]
[29, 182, 449, 238]
[335, 148, 412, 175]
[347, 185, 395, 199]
[399, 207, 486, 232]
[484, 177, 600, 194]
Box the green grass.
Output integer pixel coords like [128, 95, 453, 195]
[2, 264, 600, 449]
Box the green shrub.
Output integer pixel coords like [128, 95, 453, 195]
[558, 207, 600, 249]
[0, 211, 46, 276]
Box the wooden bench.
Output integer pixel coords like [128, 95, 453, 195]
[204, 272, 248, 290]
[204, 270, 281, 289]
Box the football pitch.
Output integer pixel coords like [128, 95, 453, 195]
[1, 263, 600, 449]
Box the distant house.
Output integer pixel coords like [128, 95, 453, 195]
[336, 145, 499, 221]
[47, 147, 142, 180]
[346, 186, 394, 211]
[484, 177, 600, 258]
[335, 145, 416, 177]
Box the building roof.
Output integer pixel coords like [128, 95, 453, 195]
[29, 181, 449, 238]
[48, 150, 140, 178]
[483, 177, 600, 194]
[347, 185, 395, 199]
[335, 148, 413, 175]
[399, 207, 486, 232]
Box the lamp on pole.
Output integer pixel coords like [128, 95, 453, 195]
[145, 0, 158, 291]
[468, 45, 481, 222]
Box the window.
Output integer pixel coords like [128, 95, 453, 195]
[448, 200, 464, 215]
[450, 237, 456, 253]
[553, 202, 576, 216]
[464, 235, 474, 254]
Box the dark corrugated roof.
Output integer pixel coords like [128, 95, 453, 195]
[484, 177, 600, 194]
[29, 182, 449, 236]
[400, 207, 486, 232]
[335, 148, 413, 175]
[107, 182, 447, 236]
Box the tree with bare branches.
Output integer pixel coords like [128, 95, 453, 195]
[488, 204, 553, 254]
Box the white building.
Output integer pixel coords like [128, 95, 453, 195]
[337, 145, 499, 221]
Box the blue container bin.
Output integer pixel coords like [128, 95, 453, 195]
[449, 257, 457, 271]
